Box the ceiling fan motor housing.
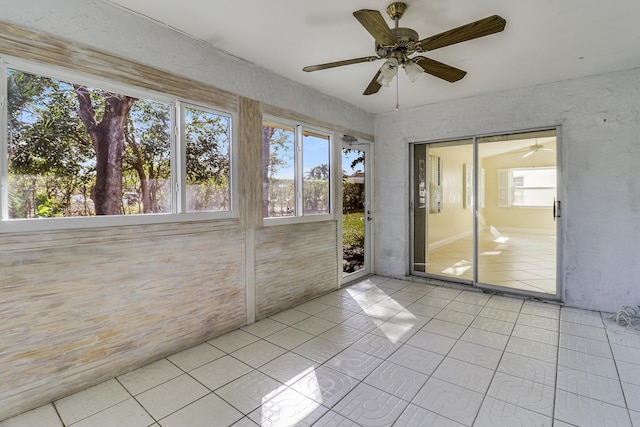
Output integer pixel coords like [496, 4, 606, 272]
[376, 27, 419, 59]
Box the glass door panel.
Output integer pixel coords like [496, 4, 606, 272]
[477, 130, 557, 295]
[412, 140, 474, 281]
[342, 144, 371, 282]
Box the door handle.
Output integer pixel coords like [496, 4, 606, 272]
[553, 199, 561, 221]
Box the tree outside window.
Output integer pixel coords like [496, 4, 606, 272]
[4, 67, 232, 220]
[262, 120, 331, 219]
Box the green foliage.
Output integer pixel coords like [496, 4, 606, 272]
[303, 179, 330, 214]
[35, 194, 59, 217]
[183, 107, 231, 212]
[306, 164, 329, 180]
[6, 69, 231, 218]
[262, 125, 295, 216]
[185, 108, 229, 184]
[264, 178, 331, 216]
[265, 178, 294, 216]
[263, 126, 293, 180]
[124, 99, 171, 213]
[343, 182, 364, 213]
[342, 212, 365, 247]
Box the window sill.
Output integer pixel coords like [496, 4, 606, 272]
[0, 211, 237, 234]
[263, 214, 335, 227]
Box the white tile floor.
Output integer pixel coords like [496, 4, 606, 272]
[427, 230, 557, 295]
[3, 276, 640, 426]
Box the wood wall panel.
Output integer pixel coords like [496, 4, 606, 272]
[254, 221, 338, 319]
[0, 21, 238, 111]
[0, 221, 246, 418]
[238, 97, 264, 229]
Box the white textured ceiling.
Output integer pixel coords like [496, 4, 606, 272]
[105, 0, 640, 114]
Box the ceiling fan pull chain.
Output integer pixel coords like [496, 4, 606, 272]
[396, 71, 400, 110]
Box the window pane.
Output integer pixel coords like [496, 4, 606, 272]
[303, 130, 330, 215]
[185, 107, 231, 212]
[511, 167, 556, 207]
[513, 188, 556, 207]
[7, 68, 171, 218]
[512, 168, 556, 188]
[262, 122, 295, 217]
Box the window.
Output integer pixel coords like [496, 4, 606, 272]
[303, 129, 330, 215]
[498, 167, 556, 208]
[182, 105, 231, 213]
[262, 119, 331, 220]
[1, 61, 234, 228]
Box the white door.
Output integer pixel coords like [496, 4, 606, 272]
[341, 142, 372, 284]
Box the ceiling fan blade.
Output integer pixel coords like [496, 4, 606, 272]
[303, 56, 380, 72]
[418, 15, 506, 52]
[363, 70, 382, 95]
[353, 9, 397, 46]
[413, 56, 467, 82]
[522, 151, 535, 158]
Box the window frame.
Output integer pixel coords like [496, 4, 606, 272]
[177, 100, 236, 216]
[262, 116, 333, 226]
[0, 56, 237, 233]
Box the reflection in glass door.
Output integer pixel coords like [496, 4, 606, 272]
[342, 143, 371, 282]
[413, 140, 474, 282]
[411, 129, 559, 298]
[476, 131, 557, 295]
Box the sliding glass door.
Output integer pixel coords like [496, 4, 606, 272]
[411, 129, 560, 298]
[413, 140, 474, 282]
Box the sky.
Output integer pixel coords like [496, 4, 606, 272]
[271, 132, 365, 180]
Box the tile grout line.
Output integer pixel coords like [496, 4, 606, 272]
[467, 296, 521, 426]
[551, 305, 561, 426]
[602, 310, 635, 426]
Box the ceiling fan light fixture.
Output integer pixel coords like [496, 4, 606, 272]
[376, 57, 399, 86]
[404, 60, 423, 82]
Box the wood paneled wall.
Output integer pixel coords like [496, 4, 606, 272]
[255, 221, 338, 319]
[238, 98, 264, 229]
[0, 21, 355, 421]
[0, 221, 246, 417]
[0, 21, 238, 111]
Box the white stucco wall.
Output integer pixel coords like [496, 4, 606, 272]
[374, 67, 640, 313]
[0, 0, 374, 136]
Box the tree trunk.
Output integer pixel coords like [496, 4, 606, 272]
[74, 86, 136, 215]
[124, 129, 151, 213]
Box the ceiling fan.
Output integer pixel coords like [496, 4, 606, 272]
[514, 143, 556, 158]
[303, 2, 506, 95]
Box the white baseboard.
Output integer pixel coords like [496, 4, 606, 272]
[427, 227, 554, 251]
[428, 230, 473, 250]
[487, 226, 555, 236]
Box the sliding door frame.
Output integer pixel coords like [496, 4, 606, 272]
[409, 126, 563, 301]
